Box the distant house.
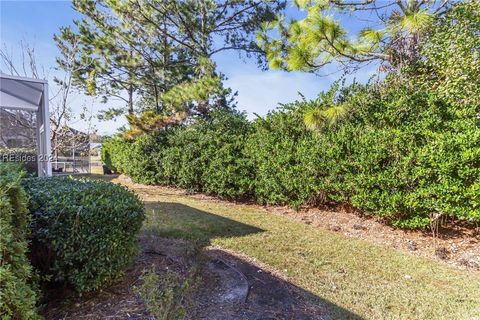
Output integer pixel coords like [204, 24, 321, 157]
[52, 127, 91, 174]
[52, 126, 90, 159]
[90, 143, 102, 157]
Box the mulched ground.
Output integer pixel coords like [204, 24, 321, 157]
[42, 235, 329, 320]
[266, 204, 480, 271]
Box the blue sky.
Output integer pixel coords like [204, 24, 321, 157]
[1, 1, 377, 135]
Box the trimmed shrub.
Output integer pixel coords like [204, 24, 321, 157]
[244, 78, 480, 228]
[102, 110, 253, 199]
[100, 137, 134, 175]
[245, 104, 319, 207]
[101, 133, 167, 185]
[0, 163, 39, 319]
[162, 110, 253, 198]
[24, 177, 145, 293]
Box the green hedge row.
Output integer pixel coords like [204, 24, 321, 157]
[102, 110, 254, 199]
[102, 80, 480, 229]
[0, 163, 39, 319]
[256, 83, 479, 228]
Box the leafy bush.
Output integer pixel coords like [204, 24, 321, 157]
[102, 76, 479, 229]
[162, 110, 253, 198]
[135, 267, 193, 320]
[24, 177, 145, 293]
[420, 0, 480, 109]
[245, 103, 320, 207]
[103, 110, 253, 199]
[0, 163, 39, 319]
[101, 133, 167, 185]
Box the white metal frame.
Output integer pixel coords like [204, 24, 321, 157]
[0, 74, 52, 176]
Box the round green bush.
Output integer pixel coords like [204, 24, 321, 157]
[24, 177, 145, 293]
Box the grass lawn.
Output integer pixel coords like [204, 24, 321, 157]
[114, 180, 480, 320]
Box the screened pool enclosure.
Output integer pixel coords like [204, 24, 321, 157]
[0, 73, 52, 176]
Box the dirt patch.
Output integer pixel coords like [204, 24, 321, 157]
[114, 174, 480, 272]
[42, 235, 330, 320]
[190, 249, 327, 320]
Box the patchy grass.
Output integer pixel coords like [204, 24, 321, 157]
[92, 176, 480, 320]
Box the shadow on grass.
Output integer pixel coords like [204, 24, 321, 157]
[143, 201, 264, 242]
[143, 201, 364, 320]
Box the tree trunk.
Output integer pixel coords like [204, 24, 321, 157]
[128, 84, 134, 114]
